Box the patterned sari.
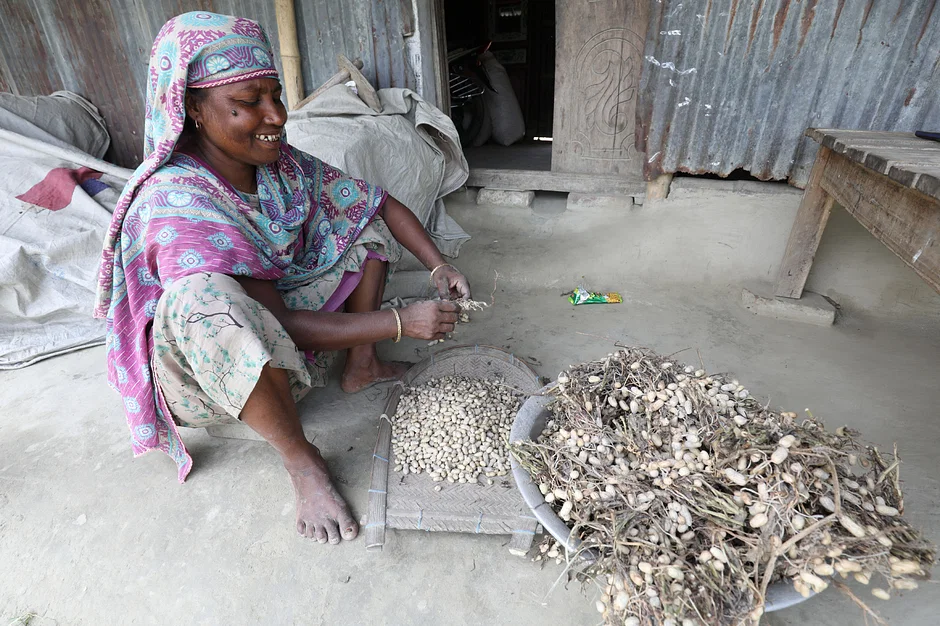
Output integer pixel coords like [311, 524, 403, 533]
[95, 12, 392, 481]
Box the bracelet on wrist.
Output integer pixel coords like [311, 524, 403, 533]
[429, 263, 457, 287]
[391, 308, 402, 343]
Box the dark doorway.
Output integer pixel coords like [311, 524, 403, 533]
[443, 0, 555, 171]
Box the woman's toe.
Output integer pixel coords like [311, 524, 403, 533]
[340, 514, 359, 540]
[324, 519, 341, 544]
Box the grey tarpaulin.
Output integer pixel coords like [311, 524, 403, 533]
[0, 91, 111, 160]
[286, 86, 471, 264]
[0, 120, 131, 369]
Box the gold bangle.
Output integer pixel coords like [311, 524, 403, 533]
[429, 263, 456, 287]
[391, 308, 402, 343]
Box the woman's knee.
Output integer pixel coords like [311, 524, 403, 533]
[160, 272, 245, 301]
[155, 272, 259, 338]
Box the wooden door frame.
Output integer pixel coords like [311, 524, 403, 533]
[424, 0, 643, 197]
[417, 0, 450, 112]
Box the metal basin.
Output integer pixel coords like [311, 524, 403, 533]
[508, 389, 814, 613]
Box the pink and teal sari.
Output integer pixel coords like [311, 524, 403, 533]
[95, 12, 387, 481]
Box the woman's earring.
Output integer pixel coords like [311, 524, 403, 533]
[194, 119, 201, 130]
[231, 109, 237, 116]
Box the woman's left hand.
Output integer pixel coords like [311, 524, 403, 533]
[433, 265, 471, 301]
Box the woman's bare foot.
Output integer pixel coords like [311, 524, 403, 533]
[341, 350, 410, 393]
[284, 444, 358, 543]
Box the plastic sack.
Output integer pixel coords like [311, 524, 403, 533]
[480, 52, 525, 146]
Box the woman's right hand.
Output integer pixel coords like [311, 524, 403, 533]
[399, 301, 460, 340]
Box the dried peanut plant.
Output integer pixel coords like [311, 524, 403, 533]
[426, 299, 488, 346]
[512, 348, 934, 626]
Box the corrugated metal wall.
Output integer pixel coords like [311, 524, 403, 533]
[0, 0, 416, 168]
[295, 0, 416, 102]
[0, 0, 284, 168]
[637, 0, 940, 187]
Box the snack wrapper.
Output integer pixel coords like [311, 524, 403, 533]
[568, 286, 623, 305]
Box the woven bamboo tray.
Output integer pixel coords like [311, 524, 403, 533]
[365, 345, 544, 554]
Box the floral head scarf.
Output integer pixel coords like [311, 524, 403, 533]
[96, 12, 279, 314]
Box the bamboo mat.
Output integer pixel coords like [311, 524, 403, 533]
[365, 345, 544, 555]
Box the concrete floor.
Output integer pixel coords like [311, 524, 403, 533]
[2, 189, 939, 625]
[464, 142, 553, 171]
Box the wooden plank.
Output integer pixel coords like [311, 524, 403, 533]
[774, 147, 836, 298]
[467, 168, 644, 195]
[819, 153, 940, 295]
[338, 53, 382, 112]
[508, 515, 540, 557]
[852, 145, 940, 173]
[431, 0, 449, 112]
[808, 130, 930, 161]
[293, 61, 362, 112]
[866, 149, 940, 180]
[412, 0, 446, 109]
[914, 171, 940, 200]
[551, 0, 649, 176]
[817, 137, 932, 164]
[646, 174, 673, 201]
[807, 129, 940, 202]
[364, 386, 401, 549]
[293, 75, 349, 111]
[808, 129, 922, 148]
[884, 163, 940, 190]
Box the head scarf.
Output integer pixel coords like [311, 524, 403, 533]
[96, 13, 386, 481]
[186, 29, 278, 88]
[96, 11, 279, 303]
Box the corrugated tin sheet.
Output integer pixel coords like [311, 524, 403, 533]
[637, 0, 940, 187]
[295, 0, 416, 98]
[0, 0, 287, 167]
[0, 0, 415, 168]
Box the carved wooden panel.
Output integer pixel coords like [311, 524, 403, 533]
[551, 0, 648, 178]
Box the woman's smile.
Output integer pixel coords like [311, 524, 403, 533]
[254, 132, 282, 143]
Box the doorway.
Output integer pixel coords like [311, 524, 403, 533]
[442, 0, 555, 172]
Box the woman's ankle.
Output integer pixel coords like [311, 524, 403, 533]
[271, 436, 320, 469]
[346, 344, 377, 367]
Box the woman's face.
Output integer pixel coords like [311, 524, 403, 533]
[186, 78, 287, 166]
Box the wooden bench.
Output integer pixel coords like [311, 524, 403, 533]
[775, 129, 940, 299]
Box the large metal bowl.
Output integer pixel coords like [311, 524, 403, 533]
[508, 389, 814, 613]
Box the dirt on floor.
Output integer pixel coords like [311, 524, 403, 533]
[1, 189, 938, 625]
